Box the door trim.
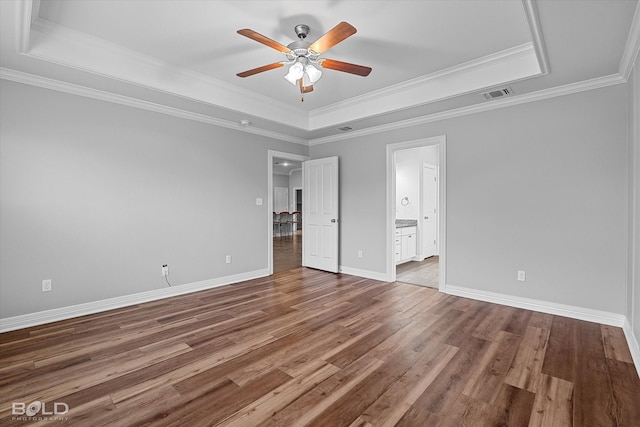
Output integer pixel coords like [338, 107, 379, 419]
[268, 150, 309, 275]
[386, 136, 446, 292]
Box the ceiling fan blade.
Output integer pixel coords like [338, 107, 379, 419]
[237, 29, 291, 53]
[237, 62, 285, 78]
[308, 22, 357, 54]
[298, 79, 314, 93]
[319, 59, 372, 76]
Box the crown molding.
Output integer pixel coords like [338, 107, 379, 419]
[0, 67, 308, 145]
[309, 42, 541, 129]
[312, 43, 536, 116]
[620, 0, 640, 80]
[16, 0, 545, 133]
[308, 0, 548, 129]
[7, 0, 629, 147]
[2, 68, 627, 148]
[522, 0, 550, 75]
[309, 73, 626, 145]
[24, 16, 309, 129]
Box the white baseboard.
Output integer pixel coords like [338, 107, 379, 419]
[339, 266, 390, 282]
[444, 284, 626, 327]
[0, 269, 269, 333]
[623, 318, 640, 378]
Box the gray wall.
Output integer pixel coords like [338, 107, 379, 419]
[0, 80, 307, 318]
[273, 174, 289, 189]
[311, 84, 629, 314]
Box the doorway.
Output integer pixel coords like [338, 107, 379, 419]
[268, 150, 308, 275]
[386, 136, 446, 291]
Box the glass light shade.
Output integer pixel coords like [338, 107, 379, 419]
[305, 64, 322, 83]
[284, 62, 304, 85]
[301, 73, 312, 87]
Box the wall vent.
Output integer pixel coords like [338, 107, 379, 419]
[482, 87, 514, 100]
[338, 126, 353, 132]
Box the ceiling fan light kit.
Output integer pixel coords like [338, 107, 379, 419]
[283, 57, 322, 86]
[236, 22, 372, 101]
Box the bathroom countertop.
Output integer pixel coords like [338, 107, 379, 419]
[395, 219, 418, 228]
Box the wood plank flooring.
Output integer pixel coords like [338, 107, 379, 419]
[396, 256, 439, 288]
[1, 267, 639, 426]
[273, 233, 302, 273]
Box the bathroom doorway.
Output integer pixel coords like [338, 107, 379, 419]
[386, 136, 446, 291]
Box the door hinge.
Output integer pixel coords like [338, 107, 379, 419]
[434, 177, 437, 182]
[434, 239, 436, 245]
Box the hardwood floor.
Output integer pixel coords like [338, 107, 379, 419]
[273, 232, 302, 273]
[1, 268, 639, 426]
[396, 256, 439, 288]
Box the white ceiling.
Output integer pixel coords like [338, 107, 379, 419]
[1, 0, 639, 144]
[273, 158, 302, 176]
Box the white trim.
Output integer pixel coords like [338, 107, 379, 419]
[0, 269, 269, 333]
[619, 0, 640, 80]
[0, 67, 307, 146]
[14, 0, 33, 53]
[24, 15, 308, 129]
[291, 185, 302, 217]
[386, 136, 447, 293]
[309, 43, 540, 130]
[14, 0, 545, 133]
[267, 150, 309, 275]
[623, 318, 640, 379]
[2, 67, 626, 148]
[339, 266, 389, 283]
[310, 74, 626, 146]
[445, 284, 626, 327]
[311, 42, 536, 116]
[522, 0, 550, 75]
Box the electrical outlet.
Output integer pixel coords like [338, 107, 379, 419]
[42, 279, 52, 292]
[225, 255, 232, 264]
[162, 265, 169, 276]
[517, 270, 526, 282]
[357, 250, 363, 258]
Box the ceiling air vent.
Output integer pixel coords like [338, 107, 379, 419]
[482, 87, 514, 100]
[338, 126, 353, 132]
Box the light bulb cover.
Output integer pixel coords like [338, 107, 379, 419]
[284, 62, 304, 85]
[305, 63, 322, 83]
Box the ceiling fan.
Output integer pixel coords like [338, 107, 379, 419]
[236, 22, 372, 101]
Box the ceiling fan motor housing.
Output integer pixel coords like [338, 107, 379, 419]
[294, 24, 310, 39]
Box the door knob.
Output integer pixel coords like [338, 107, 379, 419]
[425, 216, 428, 220]
[331, 219, 337, 223]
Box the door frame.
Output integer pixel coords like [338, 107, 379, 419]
[292, 186, 302, 231]
[386, 136, 446, 292]
[268, 150, 309, 275]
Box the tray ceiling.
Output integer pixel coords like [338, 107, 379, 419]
[1, 0, 638, 144]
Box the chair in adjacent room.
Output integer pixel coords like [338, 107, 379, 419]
[273, 212, 281, 237]
[278, 212, 291, 236]
[290, 211, 302, 234]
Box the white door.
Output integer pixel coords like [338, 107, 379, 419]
[422, 163, 437, 258]
[274, 187, 288, 213]
[303, 157, 339, 273]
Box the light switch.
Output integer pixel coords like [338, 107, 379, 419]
[256, 198, 263, 206]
